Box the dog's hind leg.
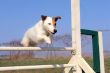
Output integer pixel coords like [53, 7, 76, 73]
[21, 37, 29, 47]
[29, 41, 37, 47]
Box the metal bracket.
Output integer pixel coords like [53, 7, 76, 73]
[71, 49, 76, 55]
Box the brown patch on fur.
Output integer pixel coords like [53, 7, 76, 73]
[53, 16, 61, 22]
[52, 19, 56, 26]
[52, 16, 61, 26]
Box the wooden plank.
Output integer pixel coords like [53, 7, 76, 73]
[0, 47, 72, 51]
[77, 56, 96, 73]
[98, 32, 105, 73]
[81, 29, 97, 35]
[0, 64, 74, 71]
[64, 55, 79, 73]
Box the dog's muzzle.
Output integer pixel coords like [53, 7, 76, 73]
[52, 29, 57, 34]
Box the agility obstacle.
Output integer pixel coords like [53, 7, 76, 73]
[0, 0, 105, 73]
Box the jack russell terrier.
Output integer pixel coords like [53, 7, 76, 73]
[21, 15, 61, 47]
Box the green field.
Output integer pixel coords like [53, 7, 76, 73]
[0, 57, 109, 73]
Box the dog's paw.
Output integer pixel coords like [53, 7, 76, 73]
[44, 38, 51, 44]
[46, 40, 52, 44]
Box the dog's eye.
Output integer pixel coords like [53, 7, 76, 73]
[48, 23, 51, 25]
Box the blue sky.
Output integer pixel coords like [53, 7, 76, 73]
[0, 0, 71, 42]
[0, 0, 110, 51]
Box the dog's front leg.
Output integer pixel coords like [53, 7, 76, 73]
[43, 35, 51, 44]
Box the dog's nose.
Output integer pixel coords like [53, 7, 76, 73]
[54, 29, 57, 33]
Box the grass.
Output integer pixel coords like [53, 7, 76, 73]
[0, 57, 69, 66]
[0, 57, 69, 73]
[0, 57, 110, 73]
[105, 57, 110, 73]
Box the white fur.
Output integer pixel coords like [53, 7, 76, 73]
[21, 16, 57, 47]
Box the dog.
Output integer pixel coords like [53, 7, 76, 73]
[21, 15, 61, 47]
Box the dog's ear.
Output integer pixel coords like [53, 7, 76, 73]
[53, 16, 61, 22]
[41, 15, 47, 21]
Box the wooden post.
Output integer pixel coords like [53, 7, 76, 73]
[71, 0, 81, 56]
[98, 32, 105, 73]
[81, 29, 105, 73]
[92, 31, 105, 73]
[92, 32, 100, 73]
[64, 0, 82, 73]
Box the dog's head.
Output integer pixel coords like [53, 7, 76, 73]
[41, 15, 61, 34]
